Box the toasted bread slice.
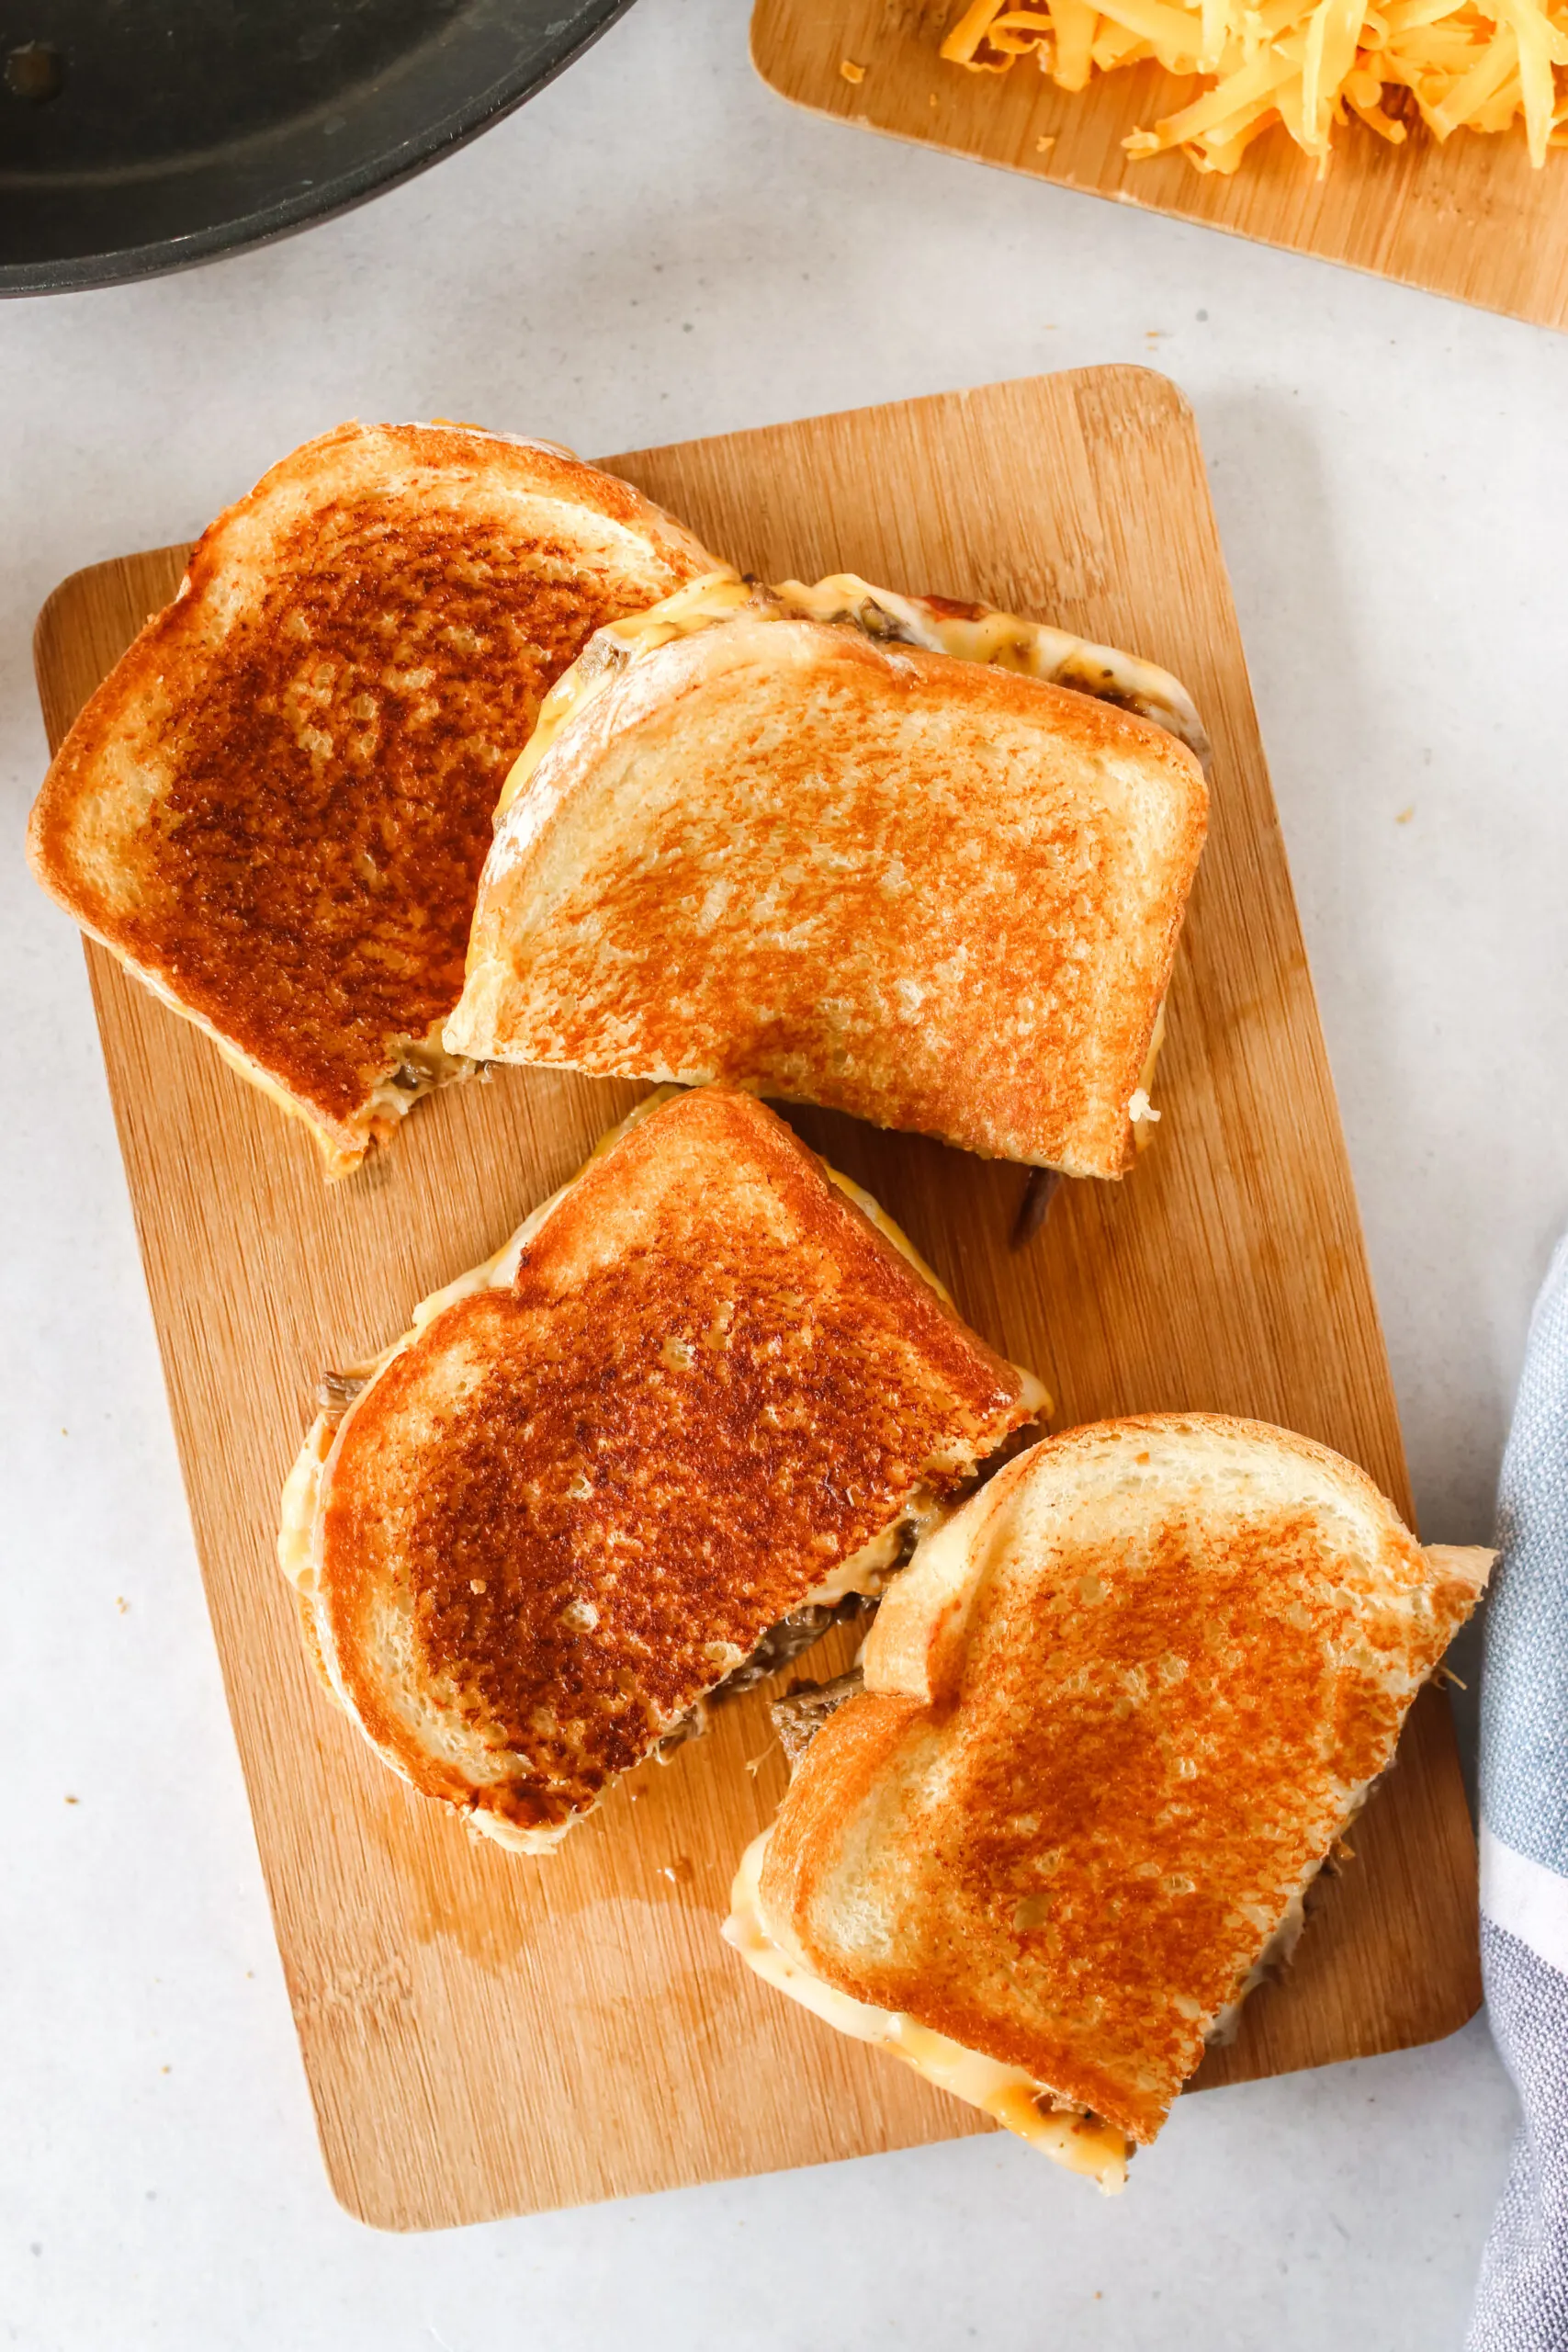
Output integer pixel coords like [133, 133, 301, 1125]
[278, 1087, 1046, 1850]
[728, 1414, 1492, 2186]
[28, 422, 715, 1174]
[446, 582, 1209, 1177]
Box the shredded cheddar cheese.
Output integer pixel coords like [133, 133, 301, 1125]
[940, 0, 1568, 173]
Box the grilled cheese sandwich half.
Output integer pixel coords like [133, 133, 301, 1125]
[725, 1416, 1493, 2188]
[449, 577, 1209, 1176]
[29, 422, 718, 1177]
[279, 1087, 1047, 1850]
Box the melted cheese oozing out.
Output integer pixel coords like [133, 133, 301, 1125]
[492, 570, 756, 822]
[362, 1023, 475, 1137]
[724, 1832, 1130, 2193]
[1131, 999, 1168, 1149]
[773, 574, 1209, 763]
[277, 1416, 333, 1593]
[798, 1487, 951, 1608]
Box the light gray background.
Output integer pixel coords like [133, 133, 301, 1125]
[5, 2, 1566, 2344]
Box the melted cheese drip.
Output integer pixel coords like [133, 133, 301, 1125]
[774, 574, 1208, 763]
[1132, 1000, 1168, 1149]
[798, 1487, 950, 1607]
[362, 1024, 476, 1139]
[724, 1832, 1131, 2192]
[492, 570, 757, 822]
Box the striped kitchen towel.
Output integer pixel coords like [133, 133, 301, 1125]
[1470, 1234, 1568, 2351]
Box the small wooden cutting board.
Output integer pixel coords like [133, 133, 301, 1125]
[752, 0, 1568, 332]
[33, 368, 1479, 2232]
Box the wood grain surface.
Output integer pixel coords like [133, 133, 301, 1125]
[753, 0, 1568, 332]
[32, 368, 1480, 2233]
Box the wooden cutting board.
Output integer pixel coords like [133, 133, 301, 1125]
[33, 368, 1479, 2233]
[752, 0, 1568, 332]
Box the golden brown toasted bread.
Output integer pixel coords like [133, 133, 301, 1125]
[28, 422, 716, 1174]
[446, 588, 1209, 1177]
[727, 1414, 1492, 2187]
[278, 1087, 1046, 1849]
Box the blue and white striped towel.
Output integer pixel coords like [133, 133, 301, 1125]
[1469, 1235, 1568, 2351]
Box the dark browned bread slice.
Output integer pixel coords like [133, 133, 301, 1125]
[28, 421, 716, 1173]
[279, 1087, 1046, 1848]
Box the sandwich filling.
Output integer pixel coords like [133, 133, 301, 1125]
[774, 575, 1210, 765]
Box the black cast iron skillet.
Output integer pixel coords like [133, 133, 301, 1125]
[0, 0, 634, 295]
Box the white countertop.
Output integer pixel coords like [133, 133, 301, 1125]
[5, 2, 1566, 2342]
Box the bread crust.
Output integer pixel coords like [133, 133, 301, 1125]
[757, 1413, 1491, 2143]
[28, 421, 714, 1171]
[449, 611, 1208, 1177]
